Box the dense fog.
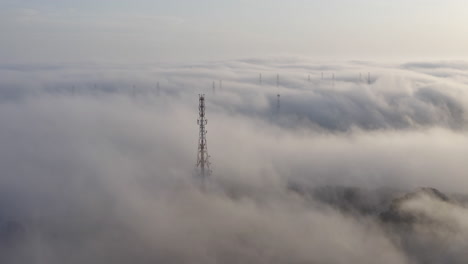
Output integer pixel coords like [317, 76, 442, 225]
[1, 58, 468, 263]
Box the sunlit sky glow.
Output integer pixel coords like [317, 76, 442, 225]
[1, 0, 467, 63]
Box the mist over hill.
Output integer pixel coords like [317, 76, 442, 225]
[1, 58, 468, 263]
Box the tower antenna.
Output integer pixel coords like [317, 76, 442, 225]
[277, 94, 281, 114]
[196, 94, 212, 188]
[277, 74, 280, 87]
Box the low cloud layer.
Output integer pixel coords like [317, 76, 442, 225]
[0, 58, 468, 263]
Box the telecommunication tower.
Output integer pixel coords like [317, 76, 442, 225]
[277, 74, 280, 87]
[196, 94, 212, 186]
[277, 94, 281, 113]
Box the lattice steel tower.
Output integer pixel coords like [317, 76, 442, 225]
[196, 94, 212, 185]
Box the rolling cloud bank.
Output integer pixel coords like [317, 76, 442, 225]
[1, 58, 468, 263]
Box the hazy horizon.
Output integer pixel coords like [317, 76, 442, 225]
[2, 0, 468, 63]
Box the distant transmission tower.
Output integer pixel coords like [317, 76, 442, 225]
[196, 94, 212, 187]
[277, 94, 281, 114]
[277, 74, 280, 87]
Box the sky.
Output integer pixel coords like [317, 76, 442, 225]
[1, 0, 468, 63]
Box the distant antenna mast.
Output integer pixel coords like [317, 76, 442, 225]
[277, 94, 281, 113]
[196, 94, 212, 187]
[277, 74, 280, 87]
[259, 73, 262, 85]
